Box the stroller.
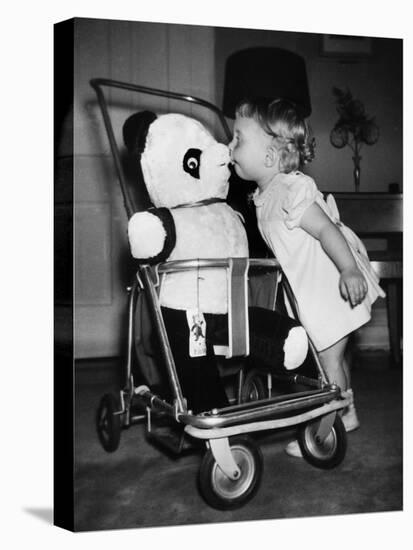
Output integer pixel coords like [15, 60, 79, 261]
[91, 78, 350, 510]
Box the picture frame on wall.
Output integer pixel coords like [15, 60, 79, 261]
[321, 34, 373, 57]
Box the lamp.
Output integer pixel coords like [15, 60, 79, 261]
[223, 47, 312, 119]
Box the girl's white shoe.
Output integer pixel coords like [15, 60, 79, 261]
[285, 439, 302, 458]
[341, 403, 360, 432]
[341, 388, 360, 432]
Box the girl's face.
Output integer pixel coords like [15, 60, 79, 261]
[228, 115, 274, 183]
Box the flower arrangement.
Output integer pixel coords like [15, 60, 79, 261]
[330, 87, 379, 191]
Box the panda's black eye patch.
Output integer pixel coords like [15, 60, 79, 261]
[183, 148, 201, 179]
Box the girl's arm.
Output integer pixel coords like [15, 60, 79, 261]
[299, 203, 368, 307]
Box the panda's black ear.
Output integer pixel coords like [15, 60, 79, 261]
[122, 111, 157, 156]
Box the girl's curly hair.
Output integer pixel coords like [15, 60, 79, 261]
[235, 98, 315, 173]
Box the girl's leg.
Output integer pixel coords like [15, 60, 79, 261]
[318, 336, 359, 428]
[318, 335, 349, 391]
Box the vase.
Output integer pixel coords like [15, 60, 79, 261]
[352, 155, 362, 192]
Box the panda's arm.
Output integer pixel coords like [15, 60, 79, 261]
[127, 207, 176, 264]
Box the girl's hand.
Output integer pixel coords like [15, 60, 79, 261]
[339, 268, 368, 307]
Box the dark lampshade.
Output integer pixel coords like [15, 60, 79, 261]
[223, 47, 312, 118]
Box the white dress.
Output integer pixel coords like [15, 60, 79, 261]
[253, 171, 385, 351]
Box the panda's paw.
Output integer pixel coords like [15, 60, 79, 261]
[283, 326, 308, 370]
[128, 211, 167, 259]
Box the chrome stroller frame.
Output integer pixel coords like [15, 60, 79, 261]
[91, 78, 350, 510]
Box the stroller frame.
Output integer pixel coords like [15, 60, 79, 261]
[91, 78, 350, 510]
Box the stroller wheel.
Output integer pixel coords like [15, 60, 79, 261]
[298, 413, 347, 469]
[96, 393, 122, 452]
[198, 436, 263, 510]
[240, 369, 267, 403]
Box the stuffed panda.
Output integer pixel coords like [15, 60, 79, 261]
[123, 112, 308, 413]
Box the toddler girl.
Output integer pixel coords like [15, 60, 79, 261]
[229, 98, 385, 457]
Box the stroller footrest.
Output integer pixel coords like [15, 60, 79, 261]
[147, 422, 198, 454]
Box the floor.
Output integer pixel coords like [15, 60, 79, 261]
[73, 351, 402, 532]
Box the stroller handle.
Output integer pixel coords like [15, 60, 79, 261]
[90, 78, 232, 138]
